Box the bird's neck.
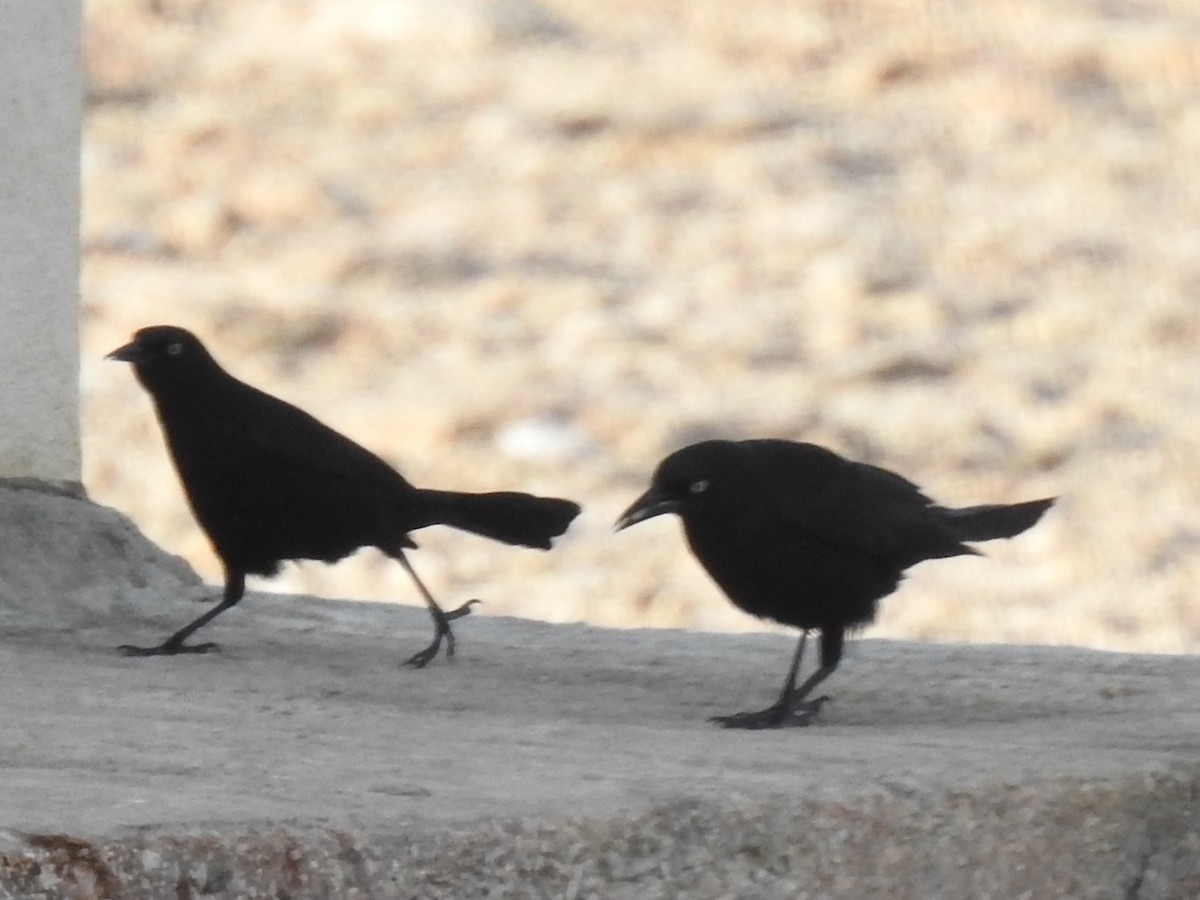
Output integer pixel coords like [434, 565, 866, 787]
[139, 365, 240, 428]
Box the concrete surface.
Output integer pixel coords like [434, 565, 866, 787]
[1, 487, 1197, 898]
[0, 0, 81, 481]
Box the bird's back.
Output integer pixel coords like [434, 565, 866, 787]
[741, 439, 976, 566]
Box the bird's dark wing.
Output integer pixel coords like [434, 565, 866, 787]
[742, 440, 968, 562]
[236, 383, 413, 491]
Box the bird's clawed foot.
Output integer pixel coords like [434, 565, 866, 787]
[118, 639, 220, 658]
[709, 695, 831, 730]
[403, 600, 481, 669]
[445, 599, 482, 621]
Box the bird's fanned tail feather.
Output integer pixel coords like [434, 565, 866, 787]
[417, 489, 580, 549]
[942, 498, 1055, 543]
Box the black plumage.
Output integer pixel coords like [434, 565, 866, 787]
[108, 325, 580, 666]
[616, 439, 1054, 729]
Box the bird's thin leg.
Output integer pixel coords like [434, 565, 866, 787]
[713, 627, 841, 730]
[777, 629, 808, 707]
[711, 630, 809, 729]
[394, 551, 480, 669]
[119, 571, 246, 657]
[785, 625, 844, 707]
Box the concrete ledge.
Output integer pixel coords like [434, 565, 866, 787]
[1, 496, 1197, 897]
[4, 770, 1199, 899]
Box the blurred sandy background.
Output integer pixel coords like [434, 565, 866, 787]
[81, 0, 1200, 653]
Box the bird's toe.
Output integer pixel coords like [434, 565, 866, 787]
[445, 599, 481, 621]
[117, 643, 155, 658]
[403, 645, 439, 669]
[117, 640, 220, 658]
[710, 700, 826, 730]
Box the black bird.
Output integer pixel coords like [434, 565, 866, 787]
[108, 325, 580, 666]
[616, 439, 1054, 729]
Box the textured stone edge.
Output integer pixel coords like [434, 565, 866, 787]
[0, 482, 201, 633]
[0, 478, 86, 501]
[2, 764, 1198, 900]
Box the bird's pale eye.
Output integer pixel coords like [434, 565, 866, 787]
[166, 342, 184, 356]
[689, 479, 710, 494]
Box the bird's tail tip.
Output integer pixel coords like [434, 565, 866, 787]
[946, 496, 1056, 542]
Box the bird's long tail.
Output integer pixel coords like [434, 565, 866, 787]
[942, 497, 1055, 543]
[415, 489, 581, 549]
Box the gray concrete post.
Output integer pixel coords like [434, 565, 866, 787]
[0, 0, 81, 483]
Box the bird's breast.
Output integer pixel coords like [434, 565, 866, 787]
[680, 506, 894, 629]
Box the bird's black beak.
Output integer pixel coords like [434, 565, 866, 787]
[614, 487, 679, 532]
[106, 339, 146, 364]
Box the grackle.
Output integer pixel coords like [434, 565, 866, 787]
[108, 325, 580, 667]
[616, 439, 1053, 729]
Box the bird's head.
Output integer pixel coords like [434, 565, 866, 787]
[614, 440, 744, 531]
[106, 325, 217, 393]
